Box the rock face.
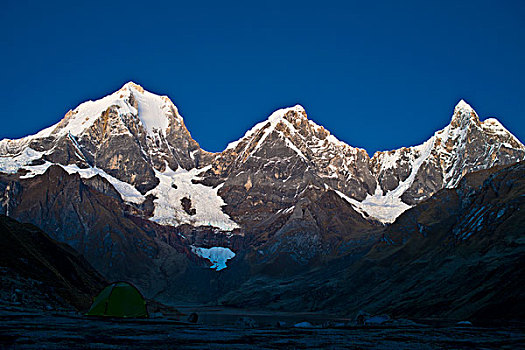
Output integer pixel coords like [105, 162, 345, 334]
[220, 162, 525, 322]
[198, 101, 525, 225]
[0, 214, 106, 311]
[1, 84, 523, 227]
[196, 105, 377, 231]
[0, 82, 211, 194]
[0, 164, 243, 303]
[392, 100, 525, 205]
[0, 82, 524, 308]
[333, 161, 525, 322]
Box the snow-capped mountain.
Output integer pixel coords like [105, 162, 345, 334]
[1, 81, 524, 302]
[205, 104, 376, 200]
[221, 161, 525, 319]
[198, 99, 525, 224]
[1, 83, 524, 230]
[362, 100, 525, 222]
[0, 82, 238, 230]
[0, 82, 210, 192]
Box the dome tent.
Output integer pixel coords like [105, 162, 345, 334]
[86, 282, 148, 318]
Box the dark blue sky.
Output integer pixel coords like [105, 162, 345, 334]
[1, 0, 524, 155]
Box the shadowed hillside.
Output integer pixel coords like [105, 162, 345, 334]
[0, 215, 106, 311]
[221, 162, 525, 323]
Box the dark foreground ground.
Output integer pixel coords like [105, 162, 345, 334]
[1, 306, 524, 349]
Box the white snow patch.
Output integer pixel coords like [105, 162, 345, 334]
[454, 99, 474, 114]
[0, 148, 45, 173]
[60, 165, 145, 204]
[19, 162, 53, 178]
[131, 87, 171, 135]
[283, 206, 295, 214]
[335, 188, 411, 224]
[190, 246, 236, 271]
[335, 136, 435, 223]
[325, 134, 348, 148]
[48, 87, 137, 138]
[19, 162, 145, 204]
[481, 118, 525, 149]
[375, 149, 408, 172]
[147, 165, 239, 230]
[356, 189, 413, 224]
[224, 105, 307, 155]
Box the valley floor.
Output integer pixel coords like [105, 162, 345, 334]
[1, 307, 524, 349]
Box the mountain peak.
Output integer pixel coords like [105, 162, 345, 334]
[4, 81, 179, 143]
[224, 105, 308, 152]
[267, 104, 307, 123]
[120, 81, 145, 94]
[451, 99, 480, 128]
[454, 99, 473, 111]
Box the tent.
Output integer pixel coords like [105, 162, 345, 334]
[86, 282, 148, 318]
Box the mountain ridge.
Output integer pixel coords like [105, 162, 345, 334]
[0, 81, 524, 306]
[1, 81, 524, 225]
[2, 82, 519, 156]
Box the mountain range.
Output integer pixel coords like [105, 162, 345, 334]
[1, 82, 524, 320]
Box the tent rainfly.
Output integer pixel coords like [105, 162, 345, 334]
[86, 281, 148, 318]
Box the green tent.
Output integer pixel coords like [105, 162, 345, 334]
[86, 282, 148, 318]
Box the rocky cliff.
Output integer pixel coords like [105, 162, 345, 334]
[0, 82, 523, 306]
[0, 215, 106, 311]
[220, 162, 525, 322]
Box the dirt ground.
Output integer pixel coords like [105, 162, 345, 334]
[1, 306, 524, 349]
